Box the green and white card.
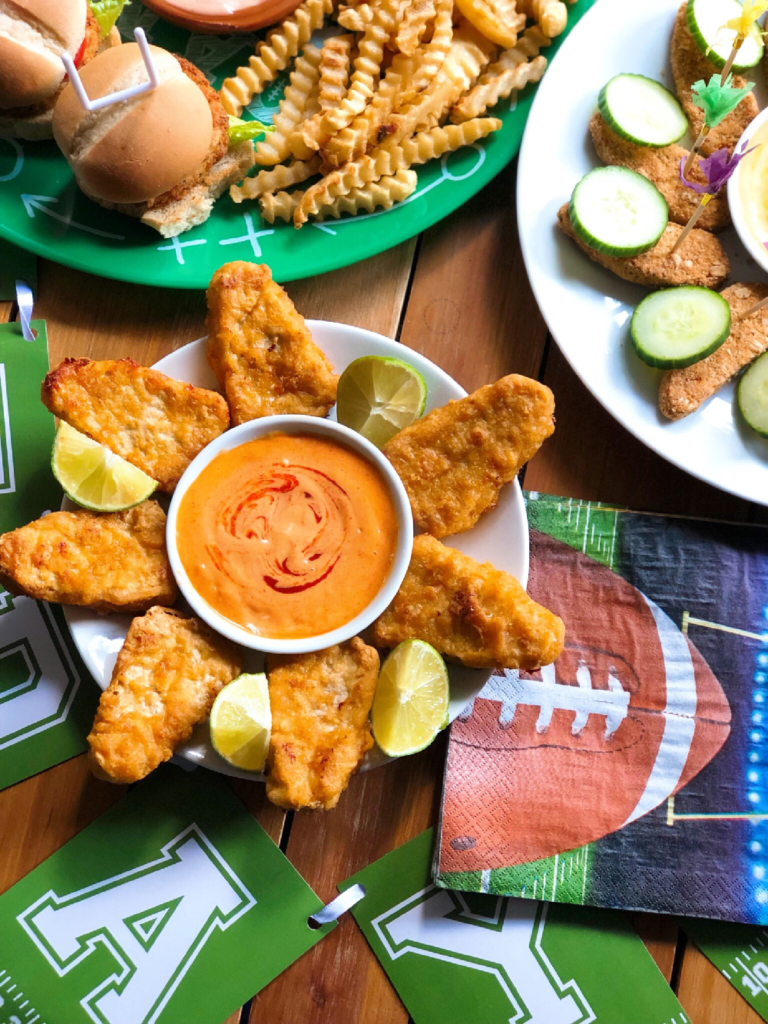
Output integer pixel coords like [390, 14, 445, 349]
[341, 830, 687, 1024]
[685, 919, 768, 1020]
[0, 766, 333, 1024]
[0, 321, 97, 790]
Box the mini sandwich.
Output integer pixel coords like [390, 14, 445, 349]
[52, 42, 256, 238]
[0, 0, 120, 140]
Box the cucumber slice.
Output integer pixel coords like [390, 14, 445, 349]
[631, 286, 731, 368]
[569, 166, 669, 257]
[598, 75, 688, 147]
[738, 351, 768, 436]
[686, 0, 764, 71]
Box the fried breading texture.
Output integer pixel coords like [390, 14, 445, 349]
[659, 283, 768, 420]
[372, 534, 565, 670]
[557, 205, 730, 290]
[206, 261, 338, 424]
[41, 358, 230, 493]
[383, 374, 554, 538]
[589, 113, 730, 233]
[670, 2, 757, 156]
[88, 607, 242, 784]
[266, 637, 379, 810]
[0, 502, 177, 613]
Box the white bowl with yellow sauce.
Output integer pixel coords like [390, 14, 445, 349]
[166, 415, 413, 655]
[729, 108, 768, 273]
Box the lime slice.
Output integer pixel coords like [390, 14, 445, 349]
[336, 355, 427, 447]
[371, 640, 449, 757]
[52, 422, 157, 511]
[210, 673, 271, 772]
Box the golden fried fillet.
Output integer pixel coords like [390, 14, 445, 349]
[659, 283, 768, 419]
[266, 637, 379, 810]
[372, 534, 565, 670]
[558, 205, 730, 290]
[589, 113, 730, 233]
[42, 358, 230, 492]
[205, 260, 338, 424]
[383, 374, 554, 538]
[670, 2, 757, 156]
[88, 606, 242, 784]
[0, 502, 177, 614]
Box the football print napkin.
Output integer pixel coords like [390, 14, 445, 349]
[0, 320, 97, 790]
[0, 766, 334, 1024]
[341, 829, 687, 1024]
[436, 493, 768, 925]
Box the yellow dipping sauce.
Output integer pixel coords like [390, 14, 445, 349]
[739, 122, 768, 245]
[176, 433, 398, 639]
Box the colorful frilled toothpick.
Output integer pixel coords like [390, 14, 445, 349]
[717, 0, 768, 82]
[672, 142, 753, 255]
[682, 74, 755, 174]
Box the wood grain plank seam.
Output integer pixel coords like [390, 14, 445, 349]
[394, 235, 423, 343]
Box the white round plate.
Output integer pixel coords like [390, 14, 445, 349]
[517, 0, 768, 505]
[65, 321, 529, 779]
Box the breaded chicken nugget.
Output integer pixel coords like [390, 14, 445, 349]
[383, 375, 554, 539]
[88, 606, 242, 784]
[266, 637, 379, 810]
[558, 205, 730, 289]
[373, 535, 565, 670]
[660, 282, 768, 419]
[589, 113, 730, 233]
[42, 358, 230, 493]
[206, 261, 338, 424]
[670, 2, 757, 156]
[0, 501, 177, 613]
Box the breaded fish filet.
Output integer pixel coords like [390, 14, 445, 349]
[266, 637, 379, 810]
[557, 205, 729, 290]
[42, 358, 230, 492]
[373, 534, 565, 670]
[670, 2, 757, 155]
[206, 261, 338, 424]
[589, 112, 730, 233]
[0, 501, 177, 613]
[383, 375, 554, 539]
[88, 606, 242, 784]
[660, 283, 768, 420]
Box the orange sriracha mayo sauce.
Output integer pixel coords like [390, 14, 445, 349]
[176, 432, 399, 639]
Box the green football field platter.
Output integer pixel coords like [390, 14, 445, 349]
[0, 0, 592, 288]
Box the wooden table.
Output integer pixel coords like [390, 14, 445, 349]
[1, 157, 766, 1024]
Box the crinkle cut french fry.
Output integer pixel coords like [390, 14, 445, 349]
[397, 0, 452, 106]
[295, 117, 500, 224]
[219, 0, 332, 116]
[451, 53, 546, 121]
[260, 190, 305, 222]
[455, 0, 525, 49]
[254, 45, 322, 166]
[299, 33, 355, 151]
[231, 157, 322, 203]
[395, 0, 436, 55]
[516, 0, 567, 37]
[311, 169, 418, 222]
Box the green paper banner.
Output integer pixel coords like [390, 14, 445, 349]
[0, 321, 97, 790]
[686, 919, 768, 1020]
[341, 829, 687, 1024]
[0, 766, 333, 1024]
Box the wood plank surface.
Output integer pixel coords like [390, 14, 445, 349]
[0, 151, 764, 1024]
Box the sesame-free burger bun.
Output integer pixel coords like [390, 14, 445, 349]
[53, 43, 215, 206]
[0, 0, 89, 109]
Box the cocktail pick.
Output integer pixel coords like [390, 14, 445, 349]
[672, 142, 754, 255]
[61, 26, 159, 112]
[715, 0, 768, 81]
[682, 74, 755, 175]
[736, 257, 768, 320]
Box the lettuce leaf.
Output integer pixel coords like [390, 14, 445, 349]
[228, 116, 275, 146]
[89, 0, 130, 38]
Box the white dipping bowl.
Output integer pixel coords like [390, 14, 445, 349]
[728, 105, 768, 273]
[166, 415, 413, 655]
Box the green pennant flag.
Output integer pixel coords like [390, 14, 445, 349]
[341, 829, 688, 1024]
[685, 919, 768, 1019]
[0, 320, 98, 790]
[0, 766, 334, 1024]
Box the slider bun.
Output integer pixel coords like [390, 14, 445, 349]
[0, 0, 88, 109]
[53, 43, 215, 206]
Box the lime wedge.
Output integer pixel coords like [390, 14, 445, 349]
[52, 422, 157, 511]
[371, 640, 449, 757]
[336, 355, 427, 447]
[210, 673, 271, 772]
